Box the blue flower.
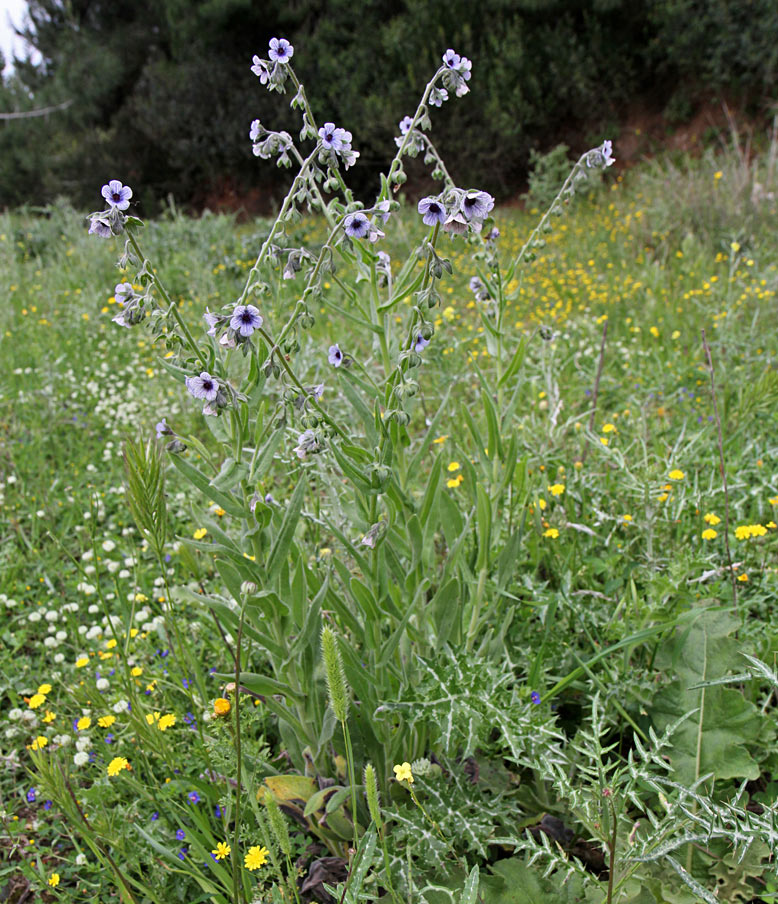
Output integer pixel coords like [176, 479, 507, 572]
[214, 804, 223, 818]
[328, 344, 343, 367]
[176, 829, 186, 841]
[462, 191, 494, 221]
[268, 38, 294, 63]
[414, 334, 430, 353]
[229, 304, 263, 338]
[101, 180, 133, 210]
[319, 122, 351, 153]
[344, 212, 370, 239]
[44, 800, 53, 811]
[26, 788, 36, 803]
[179, 848, 188, 861]
[417, 197, 446, 227]
[188, 791, 201, 804]
[530, 691, 541, 705]
[185, 372, 219, 402]
[156, 418, 171, 439]
[151, 811, 159, 821]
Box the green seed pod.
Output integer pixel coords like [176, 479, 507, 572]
[264, 793, 291, 856]
[364, 764, 382, 830]
[321, 626, 350, 723]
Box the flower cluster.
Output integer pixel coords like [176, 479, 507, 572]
[185, 372, 229, 417]
[249, 120, 293, 167]
[734, 523, 768, 540]
[87, 179, 133, 238]
[204, 303, 264, 353]
[111, 281, 147, 328]
[440, 49, 472, 97]
[417, 187, 495, 234]
[585, 140, 616, 169]
[251, 38, 294, 92]
[318, 122, 359, 170]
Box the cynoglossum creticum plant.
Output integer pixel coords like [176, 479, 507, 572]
[85, 39, 614, 806]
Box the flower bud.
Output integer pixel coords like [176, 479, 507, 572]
[241, 581, 257, 596]
[301, 414, 318, 429]
[419, 323, 434, 340]
[300, 311, 315, 329]
[406, 351, 421, 369]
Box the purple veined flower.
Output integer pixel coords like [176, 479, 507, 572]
[361, 533, 377, 549]
[101, 180, 133, 211]
[442, 49, 461, 70]
[398, 115, 414, 135]
[293, 429, 319, 460]
[202, 402, 218, 417]
[156, 417, 170, 439]
[187, 791, 201, 804]
[377, 250, 391, 269]
[114, 282, 134, 306]
[251, 55, 270, 84]
[264, 492, 276, 504]
[318, 122, 351, 152]
[203, 309, 219, 336]
[249, 119, 263, 142]
[219, 331, 236, 349]
[268, 37, 293, 62]
[343, 212, 370, 239]
[328, 344, 343, 367]
[88, 216, 112, 238]
[486, 226, 500, 241]
[462, 190, 495, 221]
[374, 200, 392, 223]
[444, 211, 470, 234]
[176, 829, 186, 841]
[429, 86, 448, 107]
[600, 139, 615, 167]
[230, 304, 263, 337]
[112, 310, 131, 328]
[530, 691, 541, 705]
[311, 383, 325, 401]
[185, 372, 220, 402]
[414, 334, 430, 353]
[418, 197, 447, 226]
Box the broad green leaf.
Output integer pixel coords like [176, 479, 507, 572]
[170, 454, 244, 518]
[266, 474, 306, 581]
[649, 608, 770, 784]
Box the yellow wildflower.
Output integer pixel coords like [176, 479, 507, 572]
[244, 845, 270, 871]
[393, 762, 414, 784]
[543, 528, 560, 539]
[214, 698, 231, 717]
[48, 874, 60, 888]
[668, 469, 685, 480]
[701, 529, 717, 540]
[76, 716, 91, 731]
[157, 713, 176, 731]
[547, 484, 565, 496]
[37, 683, 52, 695]
[212, 842, 231, 860]
[107, 756, 129, 776]
[193, 528, 208, 540]
[98, 715, 116, 728]
[703, 513, 721, 525]
[28, 694, 46, 709]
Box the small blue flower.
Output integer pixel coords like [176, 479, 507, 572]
[185, 372, 219, 402]
[26, 787, 36, 803]
[462, 191, 494, 221]
[214, 804, 223, 818]
[105, 733, 115, 744]
[319, 122, 350, 153]
[344, 212, 369, 239]
[530, 691, 541, 705]
[417, 197, 446, 227]
[156, 418, 171, 439]
[414, 334, 430, 353]
[179, 848, 188, 861]
[229, 304, 263, 338]
[101, 179, 133, 211]
[176, 829, 186, 841]
[328, 344, 344, 367]
[44, 800, 53, 811]
[188, 791, 201, 804]
[268, 37, 294, 63]
[151, 811, 159, 821]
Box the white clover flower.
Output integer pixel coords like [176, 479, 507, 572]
[112, 700, 128, 714]
[45, 610, 58, 622]
[44, 637, 58, 648]
[56, 630, 67, 641]
[96, 678, 109, 691]
[119, 569, 130, 579]
[76, 736, 92, 752]
[54, 653, 65, 664]
[107, 561, 120, 573]
[87, 605, 100, 615]
[75, 854, 87, 866]
[102, 540, 116, 552]
[73, 751, 89, 766]
[5, 727, 19, 740]
[8, 708, 22, 721]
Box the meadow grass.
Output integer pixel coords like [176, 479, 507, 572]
[2, 147, 778, 903]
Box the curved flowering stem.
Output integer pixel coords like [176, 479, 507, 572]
[125, 229, 205, 367]
[419, 133, 456, 189]
[378, 68, 447, 202]
[504, 146, 613, 286]
[236, 145, 321, 307]
[288, 68, 356, 208]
